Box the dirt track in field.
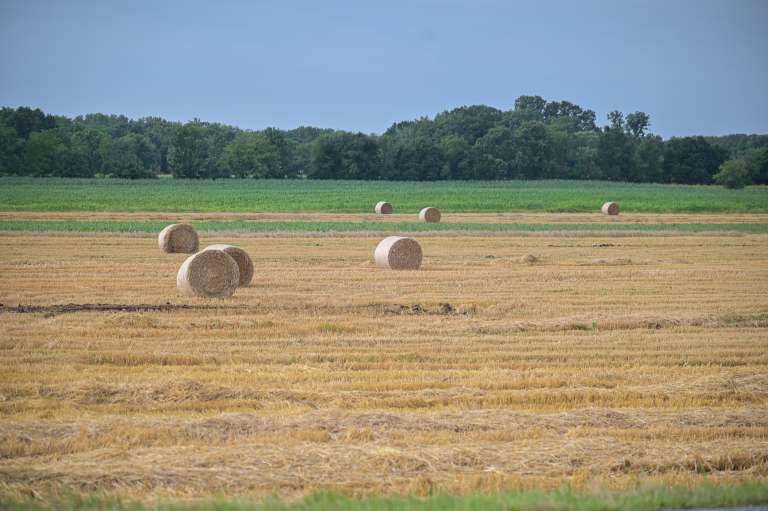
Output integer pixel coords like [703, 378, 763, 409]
[3, 211, 768, 224]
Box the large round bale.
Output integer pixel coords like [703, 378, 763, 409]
[203, 244, 253, 287]
[158, 224, 199, 253]
[177, 250, 240, 298]
[601, 202, 620, 216]
[418, 207, 441, 223]
[375, 201, 393, 214]
[374, 236, 422, 270]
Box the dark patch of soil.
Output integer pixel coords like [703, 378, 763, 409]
[379, 302, 464, 316]
[0, 303, 245, 316]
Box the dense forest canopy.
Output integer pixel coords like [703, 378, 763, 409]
[1, 96, 766, 186]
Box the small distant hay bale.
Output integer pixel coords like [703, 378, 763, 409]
[601, 202, 620, 216]
[374, 236, 422, 270]
[203, 244, 254, 287]
[375, 201, 393, 214]
[520, 254, 540, 264]
[158, 224, 199, 253]
[418, 207, 441, 223]
[176, 250, 239, 298]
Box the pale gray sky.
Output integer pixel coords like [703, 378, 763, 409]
[1, 0, 766, 136]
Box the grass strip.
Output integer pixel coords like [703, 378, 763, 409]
[0, 220, 766, 233]
[3, 483, 768, 510]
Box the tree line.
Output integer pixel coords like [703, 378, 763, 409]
[1, 96, 766, 186]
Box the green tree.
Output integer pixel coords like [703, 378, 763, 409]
[23, 131, 66, 176]
[102, 134, 156, 178]
[71, 126, 107, 177]
[309, 132, 381, 180]
[598, 118, 636, 181]
[513, 95, 547, 121]
[285, 126, 338, 177]
[744, 147, 768, 184]
[543, 100, 597, 132]
[439, 135, 474, 179]
[510, 122, 551, 179]
[625, 111, 650, 138]
[220, 132, 256, 178]
[0, 122, 23, 175]
[169, 121, 210, 178]
[544, 125, 571, 179]
[137, 117, 179, 174]
[262, 128, 292, 178]
[220, 131, 280, 178]
[704, 134, 768, 159]
[383, 117, 434, 141]
[433, 105, 503, 144]
[381, 136, 445, 181]
[571, 131, 601, 179]
[633, 135, 664, 182]
[713, 159, 751, 189]
[474, 127, 515, 179]
[308, 133, 342, 179]
[75, 113, 131, 139]
[0, 107, 56, 139]
[662, 137, 728, 184]
[607, 110, 624, 130]
[203, 123, 239, 178]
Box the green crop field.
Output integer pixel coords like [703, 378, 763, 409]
[1, 177, 767, 213]
[3, 484, 768, 511]
[2, 219, 767, 233]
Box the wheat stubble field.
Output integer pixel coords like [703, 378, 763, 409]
[1, 213, 767, 504]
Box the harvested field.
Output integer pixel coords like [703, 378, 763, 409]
[0, 228, 767, 501]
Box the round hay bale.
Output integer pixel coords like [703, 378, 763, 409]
[176, 250, 239, 298]
[374, 236, 422, 270]
[418, 207, 441, 223]
[601, 202, 619, 216]
[203, 244, 253, 287]
[158, 224, 199, 253]
[375, 201, 393, 214]
[520, 254, 540, 264]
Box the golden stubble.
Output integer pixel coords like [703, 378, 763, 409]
[0, 230, 767, 500]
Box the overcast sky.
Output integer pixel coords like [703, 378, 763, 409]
[1, 0, 766, 137]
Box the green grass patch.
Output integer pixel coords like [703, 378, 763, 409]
[1, 177, 767, 213]
[3, 483, 768, 511]
[1, 220, 767, 233]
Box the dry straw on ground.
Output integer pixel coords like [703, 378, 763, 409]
[419, 207, 441, 223]
[203, 244, 253, 287]
[2, 231, 768, 499]
[158, 224, 199, 253]
[176, 249, 240, 298]
[374, 236, 423, 270]
[602, 202, 620, 215]
[375, 201, 393, 214]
